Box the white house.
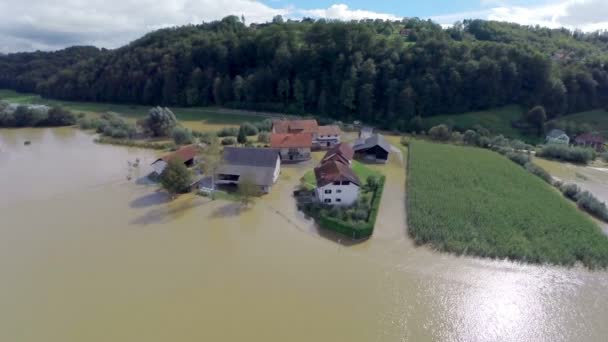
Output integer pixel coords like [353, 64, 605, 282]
[314, 160, 360, 206]
[313, 125, 342, 149]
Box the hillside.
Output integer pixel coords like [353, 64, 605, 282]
[1, 17, 607, 130]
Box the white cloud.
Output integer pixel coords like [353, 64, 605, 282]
[432, 0, 608, 32]
[300, 4, 400, 21]
[0, 0, 289, 53]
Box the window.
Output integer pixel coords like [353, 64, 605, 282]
[342, 181, 350, 185]
[333, 181, 340, 185]
[324, 189, 332, 194]
[336, 198, 341, 202]
[336, 189, 342, 193]
[324, 199, 331, 203]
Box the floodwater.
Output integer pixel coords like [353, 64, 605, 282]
[1, 128, 608, 342]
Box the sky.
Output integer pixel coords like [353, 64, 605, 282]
[1, 0, 607, 53]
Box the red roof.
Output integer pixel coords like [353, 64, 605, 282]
[318, 125, 341, 136]
[157, 145, 198, 164]
[270, 133, 313, 148]
[321, 143, 354, 165]
[272, 119, 318, 134]
[314, 160, 360, 187]
[575, 133, 605, 144]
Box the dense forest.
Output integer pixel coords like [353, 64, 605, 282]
[1, 16, 608, 130]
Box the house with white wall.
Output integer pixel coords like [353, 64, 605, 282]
[314, 160, 360, 206]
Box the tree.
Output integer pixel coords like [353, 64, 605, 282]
[172, 126, 193, 145]
[45, 106, 76, 126]
[237, 125, 247, 144]
[200, 139, 222, 199]
[526, 105, 547, 136]
[141, 107, 177, 137]
[428, 124, 451, 141]
[237, 177, 258, 207]
[160, 158, 192, 198]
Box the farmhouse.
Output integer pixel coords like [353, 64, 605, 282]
[272, 119, 341, 149]
[151, 144, 199, 175]
[575, 133, 605, 151]
[270, 133, 312, 162]
[314, 160, 360, 206]
[546, 129, 570, 145]
[353, 134, 391, 164]
[216, 147, 281, 193]
[321, 143, 354, 166]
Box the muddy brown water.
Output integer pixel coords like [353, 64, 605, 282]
[1, 128, 608, 342]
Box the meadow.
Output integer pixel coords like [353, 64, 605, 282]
[407, 140, 608, 268]
[0, 89, 269, 131]
[551, 109, 608, 136]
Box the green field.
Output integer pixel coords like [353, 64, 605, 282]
[407, 140, 608, 268]
[0, 89, 267, 130]
[422, 105, 534, 141]
[552, 109, 608, 136]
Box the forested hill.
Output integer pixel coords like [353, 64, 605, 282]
[1, 16, 608, 130]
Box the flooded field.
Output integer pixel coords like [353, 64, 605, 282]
[1, 128, 608, 342]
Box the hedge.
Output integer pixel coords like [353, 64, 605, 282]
[316, 175, 385, 239]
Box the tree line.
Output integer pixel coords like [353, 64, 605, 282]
[1, 17, 607, 130]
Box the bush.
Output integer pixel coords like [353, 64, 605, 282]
[506, 152, 530, 166]
[463, 130, 478, 145]
[400, 136, 410, 147]
[477, 136, 491, 148]
[537, 144, 596, 164]
[140, 106, 177, 137]
[0, 111, 16, 127]
[600, 152, 608, 162]
[221, 137, 236, 145]
[44, 106, 76, 126]
[13, 105, 46, 127]
[560, 183, 581, 201]
[366, 175, 380, 190]
[576, 191, 608, 221]
[192, 131, 216, 144]
[257, 131, 270, 143]
[428, 124, 451, 141]
[172, 127, 193, 145]
[254, 119, 273, 132]
[524, 162, 552, 183]
[217, 127, 239, 137]
[239, 122, 259, 136]
[451, 131, 463, 143]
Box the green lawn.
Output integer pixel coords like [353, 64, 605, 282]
[407, 140, 608, 268]
[0, 89, 266, 128]
[423, 105, 536, 142]
[301, 160, 380, 190]
[551, 109, 608, 136]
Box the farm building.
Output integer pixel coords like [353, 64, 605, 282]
[314, 160, 360, 206]
[575, 133, 605, 151]
[353, 134, 391, 164]
[546, 129, 570, 145]
[272, 119, 341, 149]
[216, 147, 281, 193]
[151, 144, 199, 176]
[321, 143, 354, 166]
[270, 133, 312, 162]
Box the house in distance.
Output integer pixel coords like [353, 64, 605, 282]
[575, 133, 606, 151]
[151, 144, 199, 176]
[270, 133, 312, 162]
[272, 119, 342, 149]
[353, 134, 391, 164]
[215, 147, 281, 193]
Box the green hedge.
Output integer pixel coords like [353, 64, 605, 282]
[317, 175, 385, 239]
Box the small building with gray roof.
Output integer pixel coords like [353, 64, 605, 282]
[353, 134, 391, 164]
[216, 147, 281, 193]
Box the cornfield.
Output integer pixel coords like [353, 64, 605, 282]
[407, 140, 608, 268]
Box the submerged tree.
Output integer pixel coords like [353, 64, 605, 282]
[141, 106, 177, 137]
[237, 176, 258, 207]
[160, 158, 192, 198]
[200, 138, 222, 199]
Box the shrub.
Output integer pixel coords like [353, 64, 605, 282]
[560, 183, 581, 200]
[366, 175, 380, 190]
[428, 124, 451, 141]
[239, 122, 259, 136]
[600, 152, 608, 162]
[490, 134, 509, 147]
[472, 124, 490, 137]
[172, 127, 193, 145]
[44, 106, 76, 126]
[140, 106, 177, 137]
[506, 152, 530, 166]
[13, 105, 46, 127]
[451, 131, 463, 143]
[0, 111, 16, 127]
[400, 136, 410, 147]
[254, 119, 273, 132]
[257, 131, 270, 143]
[193, 131, 216, 144]
[478, 136, 491, 148]
[463, 130, 478, 145]
[221, 137, 236, 145]
[537, 144, 596, 164]
[576, 191, 608, 221]
[524, 162, 552, 183]
[217, 127, 239, 137]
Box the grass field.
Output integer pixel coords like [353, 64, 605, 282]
[551, 109, 608, 136]
[407, 140, 608, 268]
[0, 89, 269, 131]
[422, 105, 532, 140]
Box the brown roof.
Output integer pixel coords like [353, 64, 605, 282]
[314, 160, 360, 187]
[270, 133, 313, 148]
[157, 145, 198, 164]
[318, 125, 341, 136]
[272, 119, 318, 134]
[321, 143, 354, 165]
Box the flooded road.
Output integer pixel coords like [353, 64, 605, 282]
[1, 128, 608, 342]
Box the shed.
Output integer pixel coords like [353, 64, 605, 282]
[353, 134, 391, 163]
